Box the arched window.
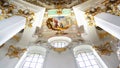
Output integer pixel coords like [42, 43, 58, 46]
[73, 45, 108, 68]
[15, 46, 47, 68]
[48, 36, 72, 48]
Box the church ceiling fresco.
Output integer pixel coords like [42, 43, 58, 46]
[46, 16, 73, 31]
[35, 15, 84, 41]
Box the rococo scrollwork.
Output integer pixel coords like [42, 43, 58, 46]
[93, 42, 113, 56]
[85, 0, 120, 26]
[0, 1, 15, 19]
[17, 9, 35, 28]
[6, 45, 27, 59]
[0, 1, 35, 28]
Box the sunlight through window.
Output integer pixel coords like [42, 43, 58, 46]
[22, 53, 44, 68]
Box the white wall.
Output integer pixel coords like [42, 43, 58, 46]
[118, 4, 120, 10]
[13, 0, 45, 47]
[0, 16, 26, 46]
[95, 12, 120, 40]
[73, 1, 100, 43]
[44, 49, 77, 68]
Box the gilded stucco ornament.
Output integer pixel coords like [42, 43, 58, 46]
[17, 9, 35, 28]
[0, 1, 35, 28]
[0, 2, 15, 20]
[85, 0, 120, 26]
[93, 42, 113, 56]
[6, 45, 26, 59]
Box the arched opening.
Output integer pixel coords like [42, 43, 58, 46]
[15, 46, 47, 68]
[73, 45, 108, 68]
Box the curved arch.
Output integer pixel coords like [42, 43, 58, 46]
[73, 45, 108, 68]
[15, 46, 47, 68]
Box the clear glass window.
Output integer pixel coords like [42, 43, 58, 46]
[75, 50, 102, 68]
[22, 53, 44, 68]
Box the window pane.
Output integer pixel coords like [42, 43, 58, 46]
[30, 63, 36, 68]
[76, 57, 83, 61]
[75, 50, 101, 68]
[23, 66, 29, 68]
[79, 62, 85, 67]
[22, 53, 44, 68]
[24, 62, 30, 67]
[25, 57, 32, 61]
[84, 61, 91, 66]
[38, 58, 44, 63]
[88, 55, 94, 60]
[93, 65, 99, 68]
[86, 66, 93, 68]
[36, 63, 43, 68]
[90, 60, 97, 65]
[83, 56, 88, 61]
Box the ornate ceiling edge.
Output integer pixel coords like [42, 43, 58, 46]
[22, 0, 83, 10]
[0, 0, 46, 28]
[73, 0, 120, 26]
[13, 0, 45, 13]
[73, 0, 105, 11]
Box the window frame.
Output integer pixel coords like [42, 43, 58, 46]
[73, 45, 108, 68]
[15, 46, 47, 68]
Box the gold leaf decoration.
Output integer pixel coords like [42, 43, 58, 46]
[28, 23, 33, 28]
[85, 0, 120, 26]
[12, 35, 20, 41]
[93, 42, 113, 56]
[53, 48, 66, 53]
[6, 45, 27, 59]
